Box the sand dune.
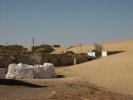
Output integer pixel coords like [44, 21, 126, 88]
[55, 40, 133, 95]
[103, 40, 133, 52]
[51, 40, 133, 95]
[61, 51, 133, 95]
[69, 40, 133, 53]
[51, 47, 67, 54]
[52, 40, 133, 54]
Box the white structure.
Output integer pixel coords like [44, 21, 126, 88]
[5, 63, 57, 79]
[87, 52, 96, 57]
[102, 51, 107, 57]
[0, 68, 5, 79]
[87, 51, 107, 57]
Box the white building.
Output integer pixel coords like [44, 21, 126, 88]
[87, 52, 96, 57]
[102, 51, 107, 57]
[87, 51, 107, 57]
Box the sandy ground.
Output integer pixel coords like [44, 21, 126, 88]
[50, 40, 133, 95]
[1, 40, 133, 100]
[57, 51, 133, 95]
[0, 78, 133, 100]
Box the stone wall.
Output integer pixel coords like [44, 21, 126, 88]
[42, 54, 89, 66]
[0, 68, 5, 79]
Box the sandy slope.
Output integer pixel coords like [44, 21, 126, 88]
[52, 40, 133, 53]
[103, 40, 133, 52]
[51, 47, 67, 54]
[60, 51, 133, 95]
[1, 40, 133, 99]
[50, 40, 133, 95]
[51, 40, 133, 95]
[69, 40, 133, 53]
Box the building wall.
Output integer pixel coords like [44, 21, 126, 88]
[0, 53, 89, 70]
[87, 52, 96, 57]
[0, 54, 41, 73]
[87, 51, 108, 57]
[42, 54, 73, 66]
[0, 68, 5, 79]
[102, 51, 107, 57]
[42, 54, 89, 66]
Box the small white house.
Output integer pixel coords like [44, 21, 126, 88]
[87, 51, 107, 57]
[87, 52, 96, 57]
[102, 51, 107, 57]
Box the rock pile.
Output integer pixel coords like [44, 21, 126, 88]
[5, 63, 57, 79]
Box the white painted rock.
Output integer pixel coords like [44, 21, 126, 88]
[5, 63, 57, 79]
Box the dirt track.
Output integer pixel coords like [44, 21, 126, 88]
[0, 78, 133, 100]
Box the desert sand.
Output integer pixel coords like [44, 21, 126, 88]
[56, 40, 133, 95]
[52, 40, 133, 53]
[0, 40, 133, 100]
[60, 51, 133, 95]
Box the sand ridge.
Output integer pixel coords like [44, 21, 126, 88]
[52, 40, 133, 54]
[59, 51, 133, 95]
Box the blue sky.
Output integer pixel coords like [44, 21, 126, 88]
[0, 0, 133, 47]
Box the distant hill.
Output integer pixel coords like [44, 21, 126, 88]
[103, 40, 133, 51]
[51, 40, 133, 54]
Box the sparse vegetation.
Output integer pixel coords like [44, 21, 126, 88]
[94, 43, 103, 51]
[53, 44, 61, 48]
[33, 44, 55, 53]
[92, 43, 103, 57]
[65, 51, 75, 57]
[0, 44, 27, 53]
